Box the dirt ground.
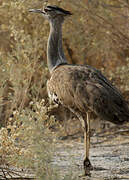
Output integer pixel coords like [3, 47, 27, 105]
[52, 123, 129, 180]
[0, 122, 129, 180]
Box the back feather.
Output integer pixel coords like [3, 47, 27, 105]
[47, 64, 129, 124]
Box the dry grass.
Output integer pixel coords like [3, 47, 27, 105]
[0, 0, 129, 179]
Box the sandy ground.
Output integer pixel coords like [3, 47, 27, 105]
[52, 124, 129, 180]
[0, 124, 129, 180]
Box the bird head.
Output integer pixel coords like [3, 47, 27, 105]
[29, 5, 72, 23]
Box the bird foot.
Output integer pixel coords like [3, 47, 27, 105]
[83, 157, 93, 176]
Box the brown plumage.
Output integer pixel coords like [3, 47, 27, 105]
[29, 5, 129, 176]
[47, 64, 129, 125]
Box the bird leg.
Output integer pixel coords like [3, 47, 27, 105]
[69, 109, 93, 175]
[83, 112, 93, 176]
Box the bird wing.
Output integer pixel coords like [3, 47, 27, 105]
[47, 65, 129, 124]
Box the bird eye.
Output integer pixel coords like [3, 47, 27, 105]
[44, 8, 53, 12]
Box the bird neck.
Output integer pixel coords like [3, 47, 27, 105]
[47, 20, 67, 73]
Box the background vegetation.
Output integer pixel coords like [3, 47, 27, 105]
[0, 0, 129, 179]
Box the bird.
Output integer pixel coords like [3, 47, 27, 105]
[29, 5, 129, 176]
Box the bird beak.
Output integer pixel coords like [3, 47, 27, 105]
[29, 9, 45, 14]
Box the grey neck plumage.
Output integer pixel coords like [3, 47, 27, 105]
[47, 19, 67, 73]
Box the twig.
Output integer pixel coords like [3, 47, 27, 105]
[1, 168, 8, 180]
[0, 166, 35, 179]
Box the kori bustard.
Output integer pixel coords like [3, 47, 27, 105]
[29, 6, 129, 176]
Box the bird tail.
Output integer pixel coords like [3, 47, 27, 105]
[98, 99, 129, 125]
[112, 102, 129, 125]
